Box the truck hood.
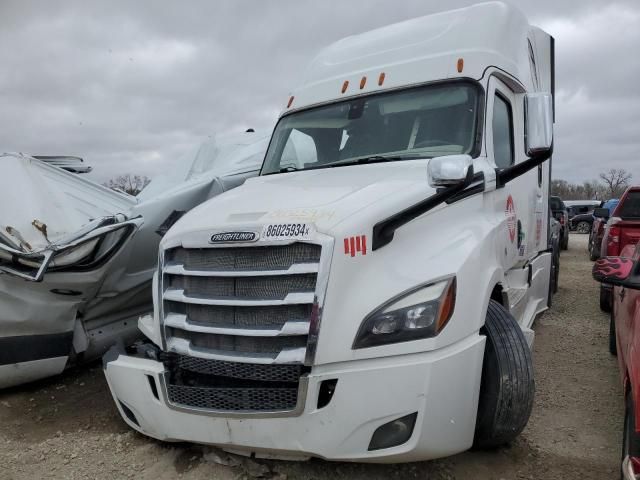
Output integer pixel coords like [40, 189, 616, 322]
[166, 160, 435, 238]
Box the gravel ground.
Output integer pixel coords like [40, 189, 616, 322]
[0, 234, 622, 480]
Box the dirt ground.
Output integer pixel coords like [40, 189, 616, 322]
[0, 234, 622, 480]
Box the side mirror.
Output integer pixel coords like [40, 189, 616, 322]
[427, 154, 473, 188]
[593, 207, 610, 219]
[525, 93, 553, 156]
[592, 256, 640, 289]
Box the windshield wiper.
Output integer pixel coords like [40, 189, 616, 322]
[323, 154, 426, 169]
[263, 154, 427, 176]
[279, 166, 300, 173]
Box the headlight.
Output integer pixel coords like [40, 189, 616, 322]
[49, 238, 100, 267]
[49, 226, 130, 269]
[353, 277, 456, 349]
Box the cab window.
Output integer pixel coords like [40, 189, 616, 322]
[492, 93, 514, 168]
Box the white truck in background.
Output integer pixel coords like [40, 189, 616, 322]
[0, 131, 269, 388]
[104, 2, 556, 461]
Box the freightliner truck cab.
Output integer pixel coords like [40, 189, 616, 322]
[104, 2, 556, 462]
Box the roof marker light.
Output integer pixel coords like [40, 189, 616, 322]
[287, 96, 294, 108]
[341, 80, 349, 94]
[360, 76, 367, 89]
[378, 72, 386, 86]
[457, 58, 464, 73]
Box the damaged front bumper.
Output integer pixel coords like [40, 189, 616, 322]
[104, 335, 485, 462]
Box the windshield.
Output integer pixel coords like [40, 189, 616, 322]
[261, 82, 480, 175]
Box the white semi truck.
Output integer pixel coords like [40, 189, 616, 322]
[104, 2, 556, 462]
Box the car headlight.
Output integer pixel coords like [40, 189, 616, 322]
[353, 277, 456, 349]
[49, 226, 131, 269]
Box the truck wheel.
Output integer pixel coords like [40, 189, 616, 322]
[609, 306, 617, 356]
[474, 300, 535, 449]
[589, 245, 599, 261]
[600, 286, 612, 313]
[561, 233, 569, 251]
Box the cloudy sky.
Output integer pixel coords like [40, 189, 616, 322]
[1, 0, 638, 185]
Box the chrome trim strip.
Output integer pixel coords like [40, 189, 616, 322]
[159, 249, 167, 350]
[166, 337, 306, 364]
[304, 235, 334, 366]
[163, 262, 319, 277]
[158, 371, 308, 419]
[163, 289, 315, 306]
[164, 313, 310, 336]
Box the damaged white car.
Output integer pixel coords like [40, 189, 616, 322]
[0, 130, 269, 388]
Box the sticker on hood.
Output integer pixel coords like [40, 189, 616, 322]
[261, 223, 314, 241]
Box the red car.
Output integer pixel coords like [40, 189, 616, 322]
[593, 243, 640, 479]
[598, 187, 640, 311]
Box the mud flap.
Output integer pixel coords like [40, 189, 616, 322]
[0, 332, 73, 388]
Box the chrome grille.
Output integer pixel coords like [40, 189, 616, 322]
[167, 243, 321, 271]
[168, 274, 316, 299]
[161, 241, 322, 413]
[170, 329, 308, 354]
[165, 303, 313, 329]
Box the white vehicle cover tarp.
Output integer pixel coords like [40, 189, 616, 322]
[0, 130, 270, 388]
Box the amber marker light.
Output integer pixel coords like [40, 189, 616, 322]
[457, 58, 464, 73]
[341, 80, 349, 93]
[378, 72, 386, 86]
[360, 76, 367, 89]
[287, 96, 294, 108]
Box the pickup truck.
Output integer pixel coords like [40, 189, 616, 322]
[589, 198, 619, 260]
[597, 187, 640, 311]
[592, 242, 640, 479]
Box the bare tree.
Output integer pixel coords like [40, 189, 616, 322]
[599, 168, 632, 198]
[103, 174, 151, 196]
[550, 178, 607, 200]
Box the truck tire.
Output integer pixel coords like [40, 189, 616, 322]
[561, 232, 569, 251]
[474, 300, 535, 449]
[609, 306, 617, 356]
[600, 286, 612, 313]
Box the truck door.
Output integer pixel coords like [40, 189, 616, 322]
[487, 76, 551, 325]
[487, 76, 543, 265]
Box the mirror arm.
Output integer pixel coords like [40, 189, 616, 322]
[496, 149, 552, 188]
[372, 166, 474, 251]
